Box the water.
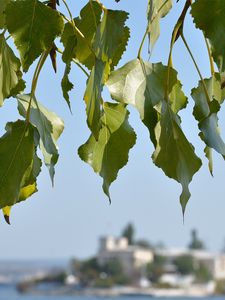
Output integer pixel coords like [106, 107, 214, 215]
[0, 285, 225, 300]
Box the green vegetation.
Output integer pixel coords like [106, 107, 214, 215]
[188, 229, 205, 250]
[0, 0, 225, 221]
[174, 255, 195, 275]
[71, 257, 130, 287]
[147, 255, 166, 283]
[121, 223, 135, 245]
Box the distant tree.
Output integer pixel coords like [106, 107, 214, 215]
[147, 255, 166, 283]
[188, 229, 205, 250]
[135, 239, 153, 249]
[194, 262, 212, 283]
[174, 255, 195, 275]
[121, 223, 135, 245]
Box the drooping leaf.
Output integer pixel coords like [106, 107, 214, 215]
[107, 58, 199, 213]
[84, 59, 110, 139]
[1, 145, 41, 224]
[0, 120, 35, 209]
[204, 146, 213, 176]
[93, 9, 129, 66]
[191, 0, 225, 72]
[111, 26, 130, 69]
[106, 59, 184, 145]
[147, 0, 173, 51]
[191, 75, 225, 157]
[152, 101, 202, 214]
[0, 0, 10, 29]
[5, 0, 64, 72]
[2, 206, 11, 224]
[61, 63, 73, 111]
[78, 102, 136, 200]
[61, 1, 102, 70]
[0, 34, 24, 106]
[17, 94, 64, 182]
[19, 148, 42, 202]
[170, 81, 188, 114]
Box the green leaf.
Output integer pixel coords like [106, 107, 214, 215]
[61, 63, 73, 111]
[191, 0, 225, 72]
[78, 102, 136, 200]
[0, 120, 35, 208]
[107, 59, 199, 213]
[84, 59, 110, 139]
[111, 26, 130, 69]
[152, 101, 202, 214]
[61, 1, 102, 70]
[204, 146, 213, 176]
[191, 75, 225, 157]
[147, 0, 173, 51]
[19, 147, 42, 202]
[17, 94, 64, 182]
[1, 146, 41, 224]
[106, 59, 184, 145]
[0, 0, 10, 29]
[6, 0, 64, 72]
[93, 9, 129, 66]
[0, 34, 24, 106]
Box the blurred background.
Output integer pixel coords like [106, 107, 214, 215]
[1, 0, 225, 298]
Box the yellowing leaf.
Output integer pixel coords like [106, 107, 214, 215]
[0, 120, 35, 208]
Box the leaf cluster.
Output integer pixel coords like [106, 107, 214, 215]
[0, 0, 225, 223]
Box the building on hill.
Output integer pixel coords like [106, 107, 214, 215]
[97, 236, 154, 277]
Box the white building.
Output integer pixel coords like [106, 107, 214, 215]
[97, 236, 154, 276]
[156, 248, 225, 280]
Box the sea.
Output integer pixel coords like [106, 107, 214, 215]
[0, 261, 225, 300]
[0, 285, 225, 300]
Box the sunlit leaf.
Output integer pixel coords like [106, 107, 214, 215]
[93, 9, 129, 66]
[6, 0, 64, 71]
[17, 94, 64, 182]
[107, 59, 199, 213]
[191, 75, 225, 157]
[152, 101, 202, 214]
[2, 206, 11, 224]
[106, 59, 183, 145]
[147, 0, 173, 51]
[78, 103, 136, 200]
[61, 1, 102, 70]
[19, 148, 42, 202]
[84, 59, 110, 139]
[0, 0, 10, 29]
[0, 34, 24, 106]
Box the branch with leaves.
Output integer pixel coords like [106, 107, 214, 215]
[0, 0, 224, 223]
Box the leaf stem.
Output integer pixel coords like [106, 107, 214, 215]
[165, 0, 192, 101]
[61, 0, 95, 56]
[204, 37, 215, 76]
[165, 20, 181, 101]
[137, 0, 171, 59]
[56, 47, 89, 77]
[26, 50, 50, 123]
[181, 33, 211, 105]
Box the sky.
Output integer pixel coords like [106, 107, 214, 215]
[1, 0, 225, 260]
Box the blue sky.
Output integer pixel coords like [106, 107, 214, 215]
[1, 0, 225, 259]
